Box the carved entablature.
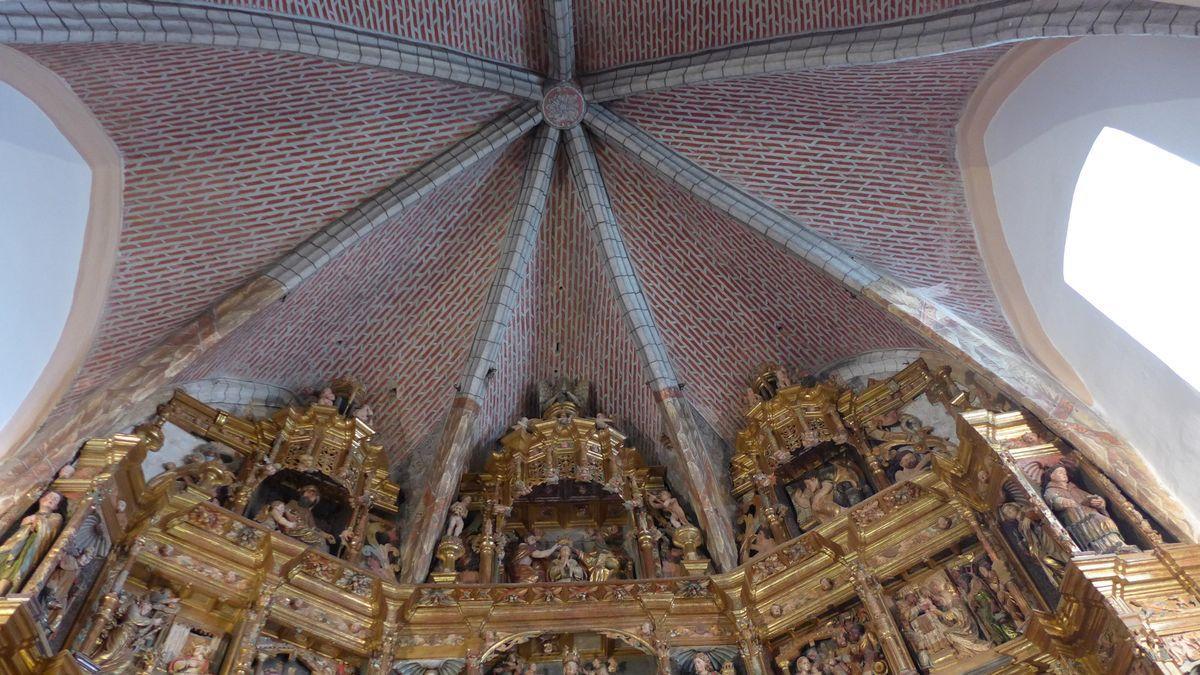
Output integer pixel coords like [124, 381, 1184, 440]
[484, 401, 645, 505]
[436, 401, 712, 584]
[732, 360, 937, 498]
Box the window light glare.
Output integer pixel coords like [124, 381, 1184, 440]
[1064, 127, 1200, 391]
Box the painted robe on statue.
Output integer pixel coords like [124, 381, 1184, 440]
[1043, 480, 1134, 554]
[0, 503, 62, 593]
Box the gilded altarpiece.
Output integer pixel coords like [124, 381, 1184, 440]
[0, 361, 1194, 675]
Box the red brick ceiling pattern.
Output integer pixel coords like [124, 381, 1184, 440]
[573, 0, 976, 72]
[15, 1, 1027, 470]
[210, 0, 549, 71]
[475, 162, 664, 463]
[180, 143, 529, 461]
[609, 47, 1018, 350]
[18, 43, 515, 408]
[210, 0, 974, 73]
[596, 145, 931, 439]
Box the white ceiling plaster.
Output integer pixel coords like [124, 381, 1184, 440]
[984, 36, 1200, 518]
[0, 82, 90, 432]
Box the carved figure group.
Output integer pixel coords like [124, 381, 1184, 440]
[254, 484, 336, 549]
[786, 460, 869, 531]
[87, 587, 180, 670]
[895, 574, 991, 669]
[646, 490, 690, 531]
[793, 624, 881, 674]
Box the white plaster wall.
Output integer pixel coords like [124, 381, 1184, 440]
[984, 36, 1200, 516]
[0, 83, 90, 430]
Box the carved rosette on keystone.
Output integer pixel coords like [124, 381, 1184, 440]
[541, 83, 586, 129]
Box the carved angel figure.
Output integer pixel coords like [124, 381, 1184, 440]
[445, 496, 472, 539]
[646, 490, 690, 530]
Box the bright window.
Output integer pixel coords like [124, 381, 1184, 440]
[0, 82, 91, 426]
[1064, 127, 1200, 390]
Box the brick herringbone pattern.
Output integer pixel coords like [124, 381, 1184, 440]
[476, 163, 665, 463]
[597, 145, 929, 439]
[210, 0, 548, 71]
[609, 48, 1017, 348]
[18, 44, 513, 408]
[179, 143, 529, 461]
[574, 0, 974, 72]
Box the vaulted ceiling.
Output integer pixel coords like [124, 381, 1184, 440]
[3, 0, 1197, 515]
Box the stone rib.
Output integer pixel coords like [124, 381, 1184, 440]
[0, 0, 545, 99]
[564, 124, 678, 391]
[543, 0, 575, 81]
[460, 125, 560, 402]
[584, 105, 879, 291]
[399, 125, 559, 583]
[581, 0, 1200, 101]
[565, 123, 739, 571]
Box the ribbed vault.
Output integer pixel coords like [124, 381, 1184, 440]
[3, 0, 1200, 565]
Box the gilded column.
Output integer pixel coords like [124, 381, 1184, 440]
[478, 501, 498, 582]
[752, 473, 789, 543]
[227, 581, 280, 675]
[847, 563, 917, 675]
[629, 501, 658, 578]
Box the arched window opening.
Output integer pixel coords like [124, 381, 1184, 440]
[0, 82, 91, 426]
[1064, 126, 1200, 392]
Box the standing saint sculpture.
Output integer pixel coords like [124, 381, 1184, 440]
[1041, 466, 1137, 554]
[0, 491, 64, 594]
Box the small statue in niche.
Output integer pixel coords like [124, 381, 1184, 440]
[315, 387, 336, 407]
[1039, 465, 1138, 554]
[646, 489, 690, 530]
[444, 496, 472, 539]
[895, 575, 991, 669]
[690, 653, 715, 675]
[951, 558, 1021, 643]
[254, 484, 336, 548]
[41, 509, 109, 631]
[0, 490, 64, 594]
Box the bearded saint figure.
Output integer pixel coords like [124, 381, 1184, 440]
[1042, 466, 1137, 554]
[0, 491, 64, 594]
[255, 484, 336, 549]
